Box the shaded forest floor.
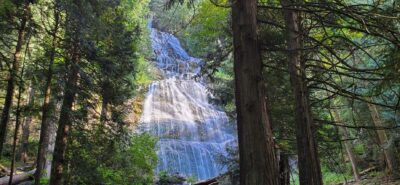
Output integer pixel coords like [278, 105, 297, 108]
[341, 177, 400, 185]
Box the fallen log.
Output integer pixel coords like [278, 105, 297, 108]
[0, 164, 10, 175]
[0, 169, 35, 185]
[359, 166, 378, 176]
[194, 177, 218, 185]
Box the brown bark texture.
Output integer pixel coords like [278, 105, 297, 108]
[279, 153, 290, 185]
[367, 101, 399, 179]
[35, 2, 60, 183]
[49, 2, 81, 182]
[0, 1, 30, 156]
[332, 110, 360, 181]
[231, 0, 279, 184]
[281, 0, 323, 184]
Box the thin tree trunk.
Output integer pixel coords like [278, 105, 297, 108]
[281, 1, 323, 184]
[0, 1, 30, 156]
[19, 83, 35, 163]
[9, 52, 27, 185]
[35, 2, 60, 184]
[332, 110, 360, 181]
[100, 97, 108, 124]
[231, 0, 279, 184]
[367, 101, 399, 179]
[8, 92, 22, 185]
[342, 127, 360, 181]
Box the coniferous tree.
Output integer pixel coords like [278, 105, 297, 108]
[231, 0, 279, 184]
[0, 0, 31, 156]
[281, 0, 322, 184]
[35, 0, 62, 182]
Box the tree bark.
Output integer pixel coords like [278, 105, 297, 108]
[279, 153, 290, 185]
[9, 63, 25, 185]
[49, 2, 81, 182]
[19, 83, 35, 163]
[231, 0, 279, 184]
[45, 115, 57, 179]
[49, 56, 79, 185]
[367, 101, 399, 179]
[332, 110, 360, 181]
[35, 2, 60, 184]
[0, 1, 30, 156]
[281, 1, 323, 184]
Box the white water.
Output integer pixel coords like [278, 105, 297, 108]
[138, 28, 236, 180]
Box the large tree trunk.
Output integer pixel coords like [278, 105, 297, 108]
[35, 2, 60, 184]
[281, 1, 323, 184]
[49, 3, 81, 182]
[0, 1, 30, 156]
[332, 110, 360, 181]
[49, 57, 79, 185]
[45, 112, 57, 180]
[19, 83, 35, 163]
[231, 0, 279, 184]
[367, 101, 399, 179]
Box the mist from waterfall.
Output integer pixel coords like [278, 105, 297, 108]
[138, 28, 237, 180]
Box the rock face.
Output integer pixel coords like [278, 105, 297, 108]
[138, 28, 237, 181]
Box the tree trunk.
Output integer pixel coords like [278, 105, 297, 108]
[0, 1, 30, 156]
[19, 83, 35, 163]
[231, 0, 279, 184]
[279, 153, 290, 185]
[342, 127, 360, 181]
[332, 110, 360, 181]
[49, 58, 79, 185]
[100, 96, 108, 124]
[281, 1, 323, 184]
[9, 64, 25, 185]
[49, 3, 81, 181]
[45, 112, 57, 179]
[367, 101, 399, 179]
[35, 2, 60, 184]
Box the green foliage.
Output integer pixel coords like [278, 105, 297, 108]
[134, 56, 157, 87]
[127, 134, 158, 183]
[179, 0, 230, 57]
[322, 171, 352, 185]
[150, 0, 196, 34]
[186, 176, 197, 183]
[306, 166, 352, 185]
[0, 158, 11, 167]
[40, 177, 50, 185]
[96, 134, 158, 185]
[353, 143, 365, 155]
[67, 132, 158, 185]
[157, 171, 187, 185]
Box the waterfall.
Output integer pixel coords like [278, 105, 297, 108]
[138, 28, 237, 180]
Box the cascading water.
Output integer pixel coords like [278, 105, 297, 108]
[138, 28, 237, 180]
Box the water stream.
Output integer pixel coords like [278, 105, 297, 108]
[138, 28, 237, 180]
